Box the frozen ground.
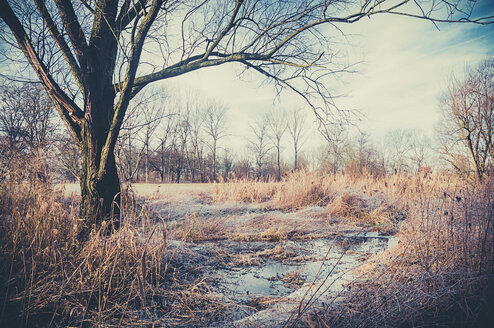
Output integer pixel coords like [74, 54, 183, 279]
[59, 183, 399, 326]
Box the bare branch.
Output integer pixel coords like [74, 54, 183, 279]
[33, 0, 84, 92]
[0, 0, 83, 142]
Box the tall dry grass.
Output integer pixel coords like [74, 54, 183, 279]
[0, 161, 228, 327]
[293, 175, 494, 328]
[213, 170, 430, 227]
[214, 170, 406, 208]
[214, 170, 494, 327]
[212, 176, 279, 203]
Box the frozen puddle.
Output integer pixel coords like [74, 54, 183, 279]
[201, 234, 397, 326]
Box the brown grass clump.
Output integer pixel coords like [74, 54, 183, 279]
[309, 176, 494, 328]
[167, 213, 230, 242]
[0, 170, 229, 326]
[212, 176, 278, 203]
[326, 192, 395, 226]
[270, 171, 335, 210]
[327, 192, 367, 219]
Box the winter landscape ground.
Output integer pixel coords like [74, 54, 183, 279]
[60, 180, 399, 326]
[2, 171, 491, 327]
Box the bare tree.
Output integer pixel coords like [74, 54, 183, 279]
[286, 107, 307, 170]
[154, 97, 178, 182]
[222, 147, 235, 180]
[385, 129, 412, 173]
[0, 83, 57, 183]
[0, 85, 31, 151]
[266, 108, 286, 181]
[139, 99, 166, 183]
[350, 131, 387, 177]
[0, 83, 56, 151]
[248, 118, 272, 179]
[1, 0, 491, 237]
[320, 122, 346, 174]
[409, 129, 431, 172]
[115, 93, 152, 183]
[438, 57, 494, 179]
[173, 105, 190, 183]
[55, 135, 80, 182]
[187, 97, 205, 182]
[204, 102, 228, 181]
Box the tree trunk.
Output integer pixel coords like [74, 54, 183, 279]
[79, 150, 121, 239]
[212, 145, 217, 181]
[277, 144, 281, 181]
[294, 145, 298, 170]
[78, 89, 121, 239]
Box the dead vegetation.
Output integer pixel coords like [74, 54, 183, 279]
[0, 163, 231, 327]
[1, 164, 493, 327]
[291, 175, 494, 328]
[213, 170, 494, 327]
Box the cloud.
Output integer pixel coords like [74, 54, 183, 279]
[164, 2, 494, 150]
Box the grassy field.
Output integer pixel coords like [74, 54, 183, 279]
[1, 171, 493, 327]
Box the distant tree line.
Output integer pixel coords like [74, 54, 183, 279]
[1, 57, 492, 183]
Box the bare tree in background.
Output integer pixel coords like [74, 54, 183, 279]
[345, 130, 376, 177]
[248, 118, 272, 179]
[0, 83, 55, 151]
[287, 107, 307, 170]
[0, 0, 491, 237]
[222, 148, 235, 180]
[173, 106, 191, 183]
[55, 135, 80, 182]
[187, 97, 205, 182]
[267, 108, 286, 181]
[385, 129, 412, 173]
[320, 122, 346, 174]
[438, 57, 494, 179]
[139, 100, 166, 183]
[204, 103, 228, 181]
[0, 83, 57, 182]
[154, 98, 178, 182]
[409, 129, 431, 172]
[116, 92, 152, 183]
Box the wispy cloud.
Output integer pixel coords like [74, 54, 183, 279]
[164, 2, 494, 151]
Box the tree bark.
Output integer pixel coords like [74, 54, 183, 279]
[78, 86, 120, 239]
[79, 149, 120, 239]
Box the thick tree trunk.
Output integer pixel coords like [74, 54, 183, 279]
[78, 88, 121, 239]
[79, 151, 121, 239]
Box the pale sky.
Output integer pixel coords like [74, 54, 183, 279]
[160, 0, 494, 156]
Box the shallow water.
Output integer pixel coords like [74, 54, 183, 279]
[214, 235, 395, 297]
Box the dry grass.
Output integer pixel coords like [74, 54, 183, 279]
[2, 161, 493, 327]
[212, 176, 279, 203]
[326, 192, 395, 226]
[0, 165, 230, 327]
[213, 170, 427, 212]
[270, 171, 336, 210]
[167, 213, 229, 242]
[293, 175, 494, 328]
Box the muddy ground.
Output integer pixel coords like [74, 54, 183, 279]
[59, 183, 399, 327]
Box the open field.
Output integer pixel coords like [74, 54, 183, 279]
[2, 171, 494, 327]
[57, 180, 399, 326]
